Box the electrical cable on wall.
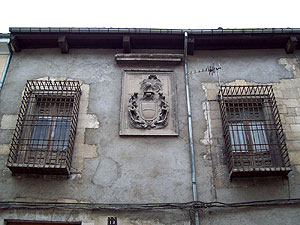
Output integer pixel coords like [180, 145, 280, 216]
[1, 198, 300, 211]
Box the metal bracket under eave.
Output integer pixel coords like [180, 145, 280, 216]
[123, 35, 131, 53]
[187, 37, 195, 55]
[10, 35, 21, 52]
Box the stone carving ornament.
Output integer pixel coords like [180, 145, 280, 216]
[128, 75, 169, 129]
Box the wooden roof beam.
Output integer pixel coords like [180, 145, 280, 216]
[123, 36, 131, 53]
[58, 36, 69, 54]
[285, 36, 298, 54]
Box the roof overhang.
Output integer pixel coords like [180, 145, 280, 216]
[9, 27, 300, 54]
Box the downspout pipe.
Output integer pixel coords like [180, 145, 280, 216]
[184, 32, 200, 225]
[0, 40, 12, 92]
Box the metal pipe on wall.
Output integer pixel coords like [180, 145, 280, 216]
[184, 32, 200, 225]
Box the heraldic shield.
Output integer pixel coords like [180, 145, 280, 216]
[139, 100, 157, 121]
[128, 75, 169, 129]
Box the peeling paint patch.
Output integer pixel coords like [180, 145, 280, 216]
[77, 114, 99, 129]
[201, 84, 213, 145]
[201, 101, 212, 145]
[278, 58, 300, 78]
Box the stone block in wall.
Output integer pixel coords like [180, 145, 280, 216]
[0, 144, 9, 155]
[285, 132, 300, 141]
[289, 165, 300, 185]
[206, 90, 218, 101]
[210, 119, 223, 129]
[287, 107, 297, 116]
[277, 104, 288, 114]
[282, 89, 299, 99]
[208, 101, 220, 111]
[273, 89, 283, 99]
[294, 116, 300, 124]
[285, 99, 299, 108]
[1, 115, 17, 130]
[213, 165, 230, 189]
[288, 151, 300, 165]
[295, 108, 300, 116]
[290, 124, 300, 133]
[285, 116, 295, 124]
[209, 111, 221, 120]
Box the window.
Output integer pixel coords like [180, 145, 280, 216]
[29, 96, 73, 151]
[219, 85, 291, 178]
[6, 80, 81, 175]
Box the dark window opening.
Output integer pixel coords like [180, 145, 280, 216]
[219, 85, 291, 178]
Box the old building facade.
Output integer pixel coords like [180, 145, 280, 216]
[0, 28, 300, 225]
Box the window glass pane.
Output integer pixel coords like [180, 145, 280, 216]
[53, 117, 71, 151]
[229, 122, 248, 152]
[31, 117, 51, 150]
[249, 121, 269, 151]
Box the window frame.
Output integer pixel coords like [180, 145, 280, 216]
[218, 85, 291, 178]
[6, 80, 81, 176]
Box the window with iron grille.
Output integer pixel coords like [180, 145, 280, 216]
[6, 80, 81, 175]
[219, 85, 291, 178]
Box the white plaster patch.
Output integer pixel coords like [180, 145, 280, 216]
[1, 115, 17, 129]
[201, 101, 212, 145]
[77, 114, 99, 129]
[201, 84, 213, 145]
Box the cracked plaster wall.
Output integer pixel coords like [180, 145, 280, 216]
[1, 48, 300, 224]
[0, 49, 193, 225]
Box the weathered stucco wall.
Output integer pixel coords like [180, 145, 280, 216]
[0, 48, 300, 224]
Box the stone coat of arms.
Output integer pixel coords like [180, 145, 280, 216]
[128, 75, 169, 129]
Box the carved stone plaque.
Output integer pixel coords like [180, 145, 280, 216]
[120, 69, 178, 136]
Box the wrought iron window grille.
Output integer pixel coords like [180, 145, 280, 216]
[7, 80, 81, 175]
[218, 85, 291, 178]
